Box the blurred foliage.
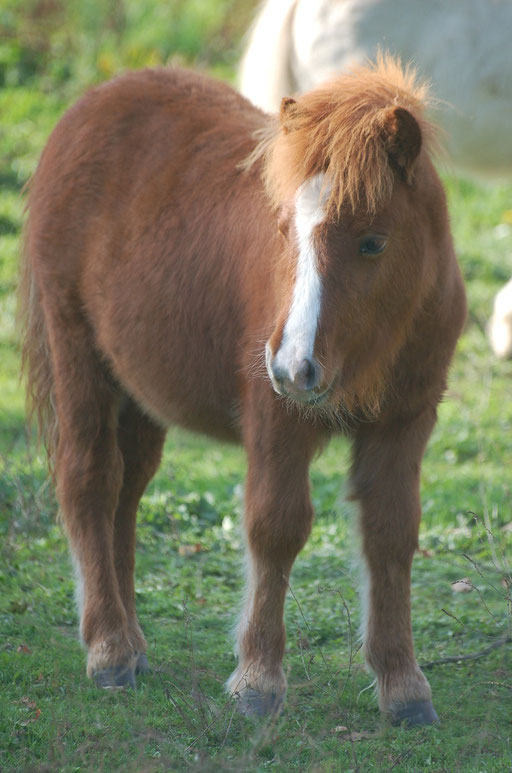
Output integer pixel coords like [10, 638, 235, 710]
[0, 0, 257, 90]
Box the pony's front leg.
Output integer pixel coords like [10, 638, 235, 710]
[351, 408, 438, 726]
[227, 395, 321, 716]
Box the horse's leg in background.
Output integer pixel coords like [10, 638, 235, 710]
[350, 408, 438, 726]
[227, 389, 321, 715]
[113, 399, 166, 673]
[488, 276, 512, 359]
[44, 304, 134, 687]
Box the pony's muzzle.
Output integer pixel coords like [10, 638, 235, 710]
[267, 347, 324, 401]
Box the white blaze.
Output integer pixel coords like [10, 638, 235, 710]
[272, 174, 329, 379]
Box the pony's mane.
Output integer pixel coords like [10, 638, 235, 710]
[251, 55, 437, 215]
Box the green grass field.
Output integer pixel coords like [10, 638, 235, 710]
[1, 2, 511, 771]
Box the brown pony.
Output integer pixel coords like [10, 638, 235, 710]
[19, 57, 466, 726]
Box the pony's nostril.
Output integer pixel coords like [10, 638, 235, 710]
[270, 359, 286, 388]
[295, 358, 321, 391]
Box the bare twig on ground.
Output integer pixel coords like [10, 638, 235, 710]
[420, 634, 511, 669]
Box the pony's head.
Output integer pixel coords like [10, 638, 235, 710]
[261, 57, 449, 416]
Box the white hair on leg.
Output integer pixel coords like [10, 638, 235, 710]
[71, 551, 85, 643]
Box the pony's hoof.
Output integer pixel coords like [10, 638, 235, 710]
[236, 688, 284, 718]
[391, 699, 439, 727]
[92, 664, 136, 689]
[135, 652, 150, 674]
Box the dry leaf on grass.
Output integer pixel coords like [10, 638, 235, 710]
[18, 697, 41, 725]
[20, 708, 41, 726]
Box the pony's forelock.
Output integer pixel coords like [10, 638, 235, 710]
[254, 55, 438, 215]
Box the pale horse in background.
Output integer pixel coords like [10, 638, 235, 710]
[239, 0, 512, 358]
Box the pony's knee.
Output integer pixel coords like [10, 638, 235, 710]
[245, 500, 313, 562]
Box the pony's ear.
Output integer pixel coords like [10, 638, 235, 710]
[381, 106, 422, 183]
[280, 96, 299, 134]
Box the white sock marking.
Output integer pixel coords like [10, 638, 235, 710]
[71, 551, 85, 643]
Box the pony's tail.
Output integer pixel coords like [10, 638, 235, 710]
[238, 0, 297, 113]
[18, 206, 58, 471]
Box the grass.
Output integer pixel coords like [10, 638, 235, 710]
[1, 3, 511, 770]
[1, 431, 511, 771]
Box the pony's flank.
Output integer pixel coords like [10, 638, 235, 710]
[257, 56, 437, 215]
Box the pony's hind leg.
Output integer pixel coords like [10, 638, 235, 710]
[227, 390, 320, 716]
[114, 399, 166, 674]
[45, 306, 136, 687]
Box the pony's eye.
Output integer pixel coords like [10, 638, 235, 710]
[359, 234, 387, 256]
